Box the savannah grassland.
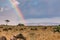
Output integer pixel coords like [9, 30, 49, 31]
[0, 25, 60, 40]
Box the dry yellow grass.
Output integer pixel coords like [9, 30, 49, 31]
[0, 26, 60, 40]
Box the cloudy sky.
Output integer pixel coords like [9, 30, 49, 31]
[0, 0, 60, 25]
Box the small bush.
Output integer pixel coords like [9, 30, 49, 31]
[8, 28, 12, 30]
[3, 28, 8, 31]
[30, 28, 37, 30]
[35, 28, 38, 30]
[20, 28, 24, 30]
[17, 23, 24, 26]
[24, 28, 26, 29]
[53, 26, 60, 33]
[43, 27, 47, 29]
[0, 27, 3, 28]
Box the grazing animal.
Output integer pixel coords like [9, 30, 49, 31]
[10, 36, 17, 40]
[0, 36, 7, 40]
[10, 34, 26, 40]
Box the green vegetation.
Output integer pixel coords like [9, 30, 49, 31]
[53, 25, 60, 33]
[17, 23, 25, 26]
[5, 20, 10, 25]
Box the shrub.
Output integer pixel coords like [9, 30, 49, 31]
[30, 28, 37, 30]
[20, 28, 24, 30]
[17, 23, 24, 26]
[53, 25, 60, 33]
[3, 28, 8, 31]
[43, 27, 47, 29]
[8, 28, 12, 30]
[0, 27, 3, 28]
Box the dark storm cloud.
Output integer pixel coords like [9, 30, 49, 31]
[18, 0, 60, 19]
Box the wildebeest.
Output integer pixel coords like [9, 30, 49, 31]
[10, 34, 26, 40]
[10, 36, 17, 40]
[0, 36, 7, 40]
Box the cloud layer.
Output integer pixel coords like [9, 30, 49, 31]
[0, 0, 60, 25]
[11, 0, 20, 6]
[0, 7, 3, 12]
[19, 0, 60, 19]
[26, 17, 60, 25]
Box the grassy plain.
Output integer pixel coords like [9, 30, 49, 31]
[0, 25, 60, 40]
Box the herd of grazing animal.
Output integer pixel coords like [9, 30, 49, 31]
[0, 34, 26, 40]
[0, 25, 60, 40]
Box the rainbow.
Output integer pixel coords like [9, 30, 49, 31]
[9, 0, 27, 26]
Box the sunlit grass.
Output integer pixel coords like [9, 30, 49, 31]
[0, 25, 60, 40]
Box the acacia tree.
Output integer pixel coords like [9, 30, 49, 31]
[5, 20, 10, 25]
